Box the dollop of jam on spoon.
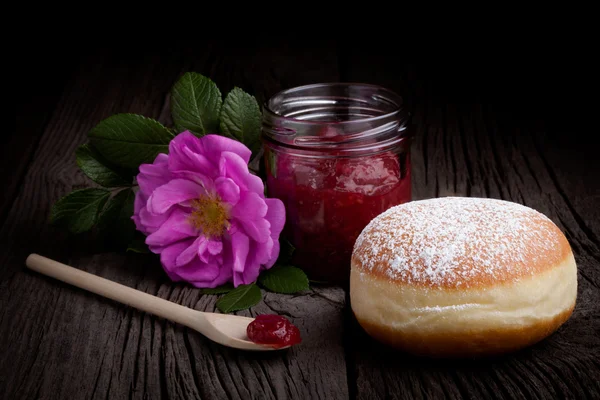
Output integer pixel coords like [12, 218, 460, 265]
[246, 314, 302, 348]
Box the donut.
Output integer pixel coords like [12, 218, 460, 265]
[350, 197, 577, 357]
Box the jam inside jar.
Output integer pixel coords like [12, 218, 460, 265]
[262, 83, 412, 284]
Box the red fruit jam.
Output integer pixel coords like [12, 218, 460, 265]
[246, 314, 302, 348]
[262, 82, 412, 283]
[266, 150, 411, 283]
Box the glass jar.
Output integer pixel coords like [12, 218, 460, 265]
[262, 83, 412, 284]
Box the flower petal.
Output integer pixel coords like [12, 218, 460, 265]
[167, 131, 219, 181]
[152, 152, 169, 166]
[133, 190, 147, 216]
[219, 152, 253, 190]
[139, 205, 173, 234]
[197, 237, 209, 263]
[246, 237, 274, 268]
[159, 239, 194, 280]
[176, 236, 204, 267]
[215, 177, 240, 205]
[237, 218, 271, 244]
[247, 173, 266, 197]
[199, 134, 252, 165]
[137, 154, 172, 194]
[190, 262, 233, 288]
[172, 258, 220, 283]
[207, 239, 223, 255]
[234, 259, 262, 286]
[232, 191, 267, 220]
[170, 146, 215, 177]
[147, 179, 204, 215]
[169, 131, 202, 151]
[132, 193, 149, 234]
[231, 192, 271, 243]
[230, 232, 250, 273]
[264, 198, 286, 237]
[217, 151, 264, 196]
[148, 244, 167, 254]
[145, 210, 197, 247]
[265, 238, 279, 268]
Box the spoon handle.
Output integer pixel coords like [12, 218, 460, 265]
[25, 253, 203, 329]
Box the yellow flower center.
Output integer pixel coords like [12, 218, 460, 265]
[188, 194, 230, 238]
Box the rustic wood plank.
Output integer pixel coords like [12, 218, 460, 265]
[0, 44, 349, 400]
[341, 51, 600, 399]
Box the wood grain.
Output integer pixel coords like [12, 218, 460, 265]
[3, 44, 599, 399]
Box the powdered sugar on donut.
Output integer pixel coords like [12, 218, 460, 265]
[353, 197, 569, 288]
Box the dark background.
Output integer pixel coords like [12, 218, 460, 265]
[15, 40, 597, 144]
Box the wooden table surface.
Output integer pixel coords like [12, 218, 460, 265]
[4, 44, 600, 399]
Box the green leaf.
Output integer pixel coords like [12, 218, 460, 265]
[216, 283, 262, 313]
[171, 72, 222, 135]
[200, 283, 234, 295]
[127, 236, 150, 253]
[220, 87, 262, 154]
[258, 265, 309, 294]
[50, 188, 111, 234]
[88, 114, 174, 169]
[76, 144, 132, 187]
[97, 188, 136, 246]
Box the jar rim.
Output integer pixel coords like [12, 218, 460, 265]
[263, 82, 404, 126]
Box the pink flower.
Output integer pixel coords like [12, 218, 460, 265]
[132, 131, 285, 288]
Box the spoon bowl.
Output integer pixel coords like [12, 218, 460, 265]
[25, 254, 291, 351]
[200, 313, 290, 351]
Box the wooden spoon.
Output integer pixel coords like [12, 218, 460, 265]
[25, 253, 289, 351]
